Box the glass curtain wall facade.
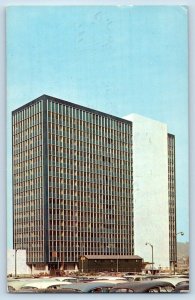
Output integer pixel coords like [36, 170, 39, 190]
[168, 134, 177, 268]
[12, 95, 134, 269]
[12, 100, 44, 264]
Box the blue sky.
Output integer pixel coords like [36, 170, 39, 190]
[6, 5, 189, 247]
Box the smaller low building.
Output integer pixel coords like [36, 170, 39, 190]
[78, 255, 143, 273]
[7, 249, 31, 276]
[7, 249, 50, 276]
[143, 263, 159, 275]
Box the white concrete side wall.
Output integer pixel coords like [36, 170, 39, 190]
[124, 114, 169, 268]
[7, 249, 31, 275]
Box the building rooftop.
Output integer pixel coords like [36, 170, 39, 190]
[12, 94, 132, 125]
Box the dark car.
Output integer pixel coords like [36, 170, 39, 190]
[50, 281, 118, 293]
[109, 280, 175, 293]
[175, 280, 189, 287]
[172, 283, 189, 293]
[9, 287, 82, 294]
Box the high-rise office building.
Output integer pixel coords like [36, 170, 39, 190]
[124, 114, 176, 269]
[12, 95, 176, 272]
[12, 95, 134, 272]
[168, 133, 177, 270]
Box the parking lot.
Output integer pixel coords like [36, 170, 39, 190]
[7, 272, 189, 293]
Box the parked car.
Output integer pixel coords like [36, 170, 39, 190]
[123, 275, 146, 282]
[19, 280, 71, 291]
[8, 279, 34, 291]
[109, 280, 175, 293]
[96, 276, 127, 281]
[175, 280, 189, 287]
[152, 277, 189, 287]
[172, 282, 189, 293]
[49, 280, 120, 293]
[143, 275, 172, 281]
[45, 287, 81, 293]
[18, 280, 120, 293]
[48, 276, 78, 283]
[77, 276, 97, 282]
[173, 274, 189, 279]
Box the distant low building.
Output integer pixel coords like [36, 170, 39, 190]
[176, 242, 189, 272]
[177, 256, 189, 272]
[78, 255, 143, 273]
[143, 263, 160, 275]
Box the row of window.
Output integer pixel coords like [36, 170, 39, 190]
[13, 154, 43, 168]
[48, 139, 131, 153]
[48, 116, 132, 132]
[54, 144, 130, 156]
[13, 101, 42, 120]
[48, 101, 131, 131]
[13, 118, 42, 135]
[13, 99, 132, 132]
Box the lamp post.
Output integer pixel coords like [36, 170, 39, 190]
[57, 256, 60, 274]
[81, 257, 84, 273]
[116, 254, 119, 273]
[159, 265, 161, 274]
[15, 249, 18, 278]
[145, 242, 154, 274]
[113, 245, 119, 273]
[173, 231, 184, 275]
[81, 242, 84, 273]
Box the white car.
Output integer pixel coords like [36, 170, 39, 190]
[49, 276, 78, 282]
[96, 276, 128, 281]
[152, 277, 189, 287]
[19, 280, 71, 290]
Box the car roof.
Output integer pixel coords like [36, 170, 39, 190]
[49, 276, 77, 280]
[144, 275, 172, 279]
[174, 283, 189, 292]
[8, 280, 33, 290]
[60, 281, 118, 292]
[20, 280, 71, 289]
[110, 280, 175, 292]
[96, 276, 127, 280]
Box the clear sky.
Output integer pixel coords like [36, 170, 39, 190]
[6, 5, 189, 247]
